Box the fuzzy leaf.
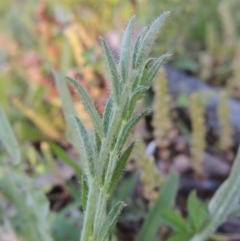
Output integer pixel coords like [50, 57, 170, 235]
[106, 142, 135, 195]
[98, 201, 126, 241]
[161, 209, 190, 232]
[131, 72, 142, 92]
[189, 149, 240, 241]
[103, 96, 113, 134]
[53, 71, 78, 146]
[81, 176, 88, 210]
[144, 53, 172, 85]
[126, 86, 149, 118]
[137, 171, 179, 241]
[0, 169, 53, 241]
[68, 77, 104, 137]
[113, 171, 138, 202]
[0, 107, 20, 164]
[94, 131, 101, 153]
[101, 38, 120, 103]
[50, 142, 82, 178]
[138, 58, 155, 87]
[115, 109, 152, 152]
[187, 191, 209, 231]
[132, 27, 148, 68]
[209, 149, 240, 217]
[119, 16, 135, 82]
[75, 116, 95, 177]
[228, 206, 240, 219]
[209, 149, 240, 220]
[135, 12, 170, 68]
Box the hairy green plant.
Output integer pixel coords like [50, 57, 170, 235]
[55, 13, 171, 241]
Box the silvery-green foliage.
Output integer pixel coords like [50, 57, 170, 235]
[55, 13, 171, 241]
[0, 169, 53, 241]
[0, 107, 53, 241]
[0, 107, 20, 165]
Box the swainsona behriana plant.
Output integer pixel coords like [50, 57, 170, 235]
[58, 13, 171, 241]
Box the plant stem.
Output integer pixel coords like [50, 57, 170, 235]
[80, 181, 98, 241]
[93, 191, 108, 233]
[190, 218, 219, 241]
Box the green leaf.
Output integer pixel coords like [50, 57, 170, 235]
[103, 96, 113, 134]
[49, 142, 82, 178]
[97, 201, 126, 241]
[0, 169, 53, 241]
[173, 57, 198, 73]
[101, 38, 120, 104]
[53, 71, 78, 147]
[138, 58, 155, 87]
[228, 206, 240, 219]
[106, 142, 135, 196]
[137, 171, 179, 241]
[126, 86, 149, 118]
[135, 12, 170, 68]
[132, 27, 148, 68]
[161, 209, 190, 232]
[189, 149, 240, 241]
[144, 53, 172, 85]
[81, 176, 88, 211]
[187, 191, 209, 231]
[113, 171, 138, 202]
[75, 117, 95, 177]
[167, 232, 192, 241]
[209, 149, 240, 221]
[67, 77, 104, 137]
[0, 107, 20, 164]
[51, 212, 80, 241]
[115, 109, 152, 153]
[94, 131, 101, 153]
[119, 16, 135, 82]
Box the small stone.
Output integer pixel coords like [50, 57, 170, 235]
[173, 155, 191, 173]
[175, 137, 188, 152]
[203, 153, 230, 178]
